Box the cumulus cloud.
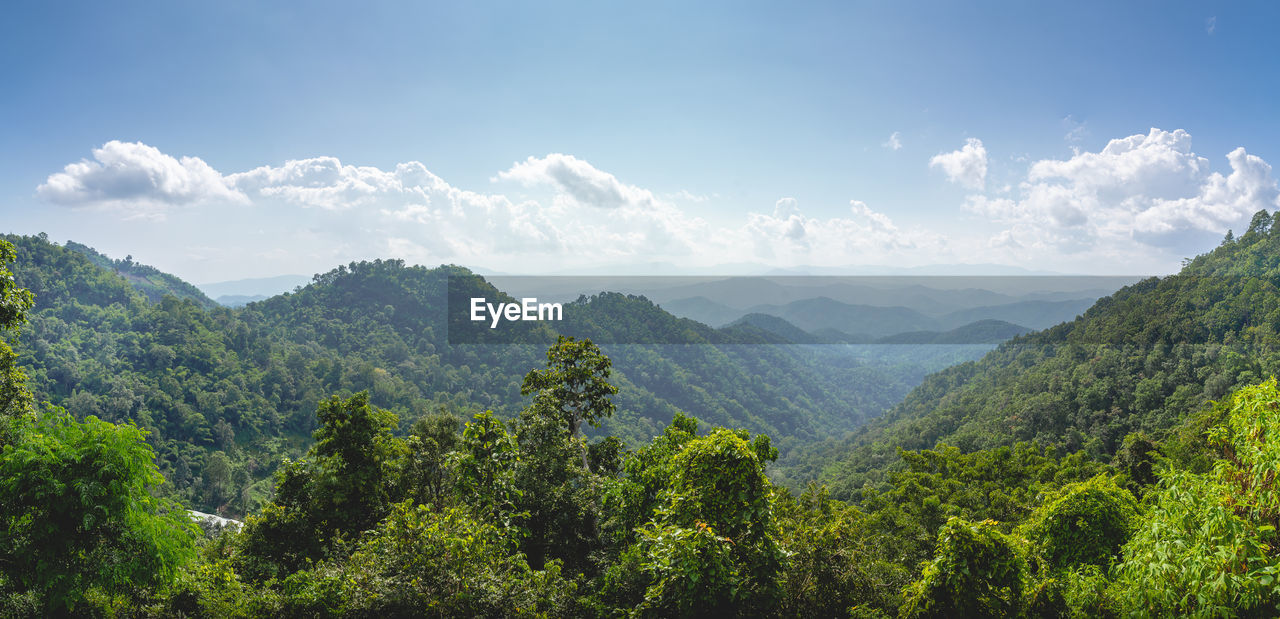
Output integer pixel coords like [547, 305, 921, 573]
[37, 141, 246, 217]
[35, 141, 966, 271]
[740, 198, 943, 264]
[930, 138, 988, 190]
[495, 153, 658, 210]
[229, 158, 446, 211]
[882, 132, 903, 151]
[968, 128, 1280, 254]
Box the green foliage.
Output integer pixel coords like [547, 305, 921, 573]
[605, 412, 700, 550]
[0, 408, 198, 612]
[233, 462, 325, 581]
[401, 410, 461, 508]
[155, 559, 282, 618]
[634, 428, 783, 615]
[514, 392, 604, 572]
[0, 240, 34, 331]
[634, 519, 739, 617]
[235, 392, 403, 580]
[775, 484, 908, 617]
[816, 209, 1280, 498]
[289, 502, 577, 617]
[1022, 564, 1118, 619]
[521, 336, 618, 454]
[1021, 474, 1139, 571]
[1111, 379, 1280, 616]
[855, 442, 1111, 574]
[454, 410, 523, 528]
[900, 517, 1026, 618]
[0, 239, 35, 441]
[311, 391, 403, 533]
[1113, 431, 1157, 494]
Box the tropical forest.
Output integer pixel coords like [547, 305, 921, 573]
[0, 208, 1278, 616]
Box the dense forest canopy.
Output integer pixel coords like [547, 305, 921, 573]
[798, 211, 1280, 500]
[2, 212, 1280, 615]
[2, 232, 932, 517]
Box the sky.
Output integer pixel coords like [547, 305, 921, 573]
[3, 1, 1279, 283]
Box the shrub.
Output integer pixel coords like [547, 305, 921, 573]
[900, 517, 1025, 618]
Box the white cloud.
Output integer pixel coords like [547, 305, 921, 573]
[773, 197, 801, 218]
[1062, 115, 1088, 146]
[495, 153, 658, 210]
[1206, 16, 1216, 35]
[739, 198, 943, 264]
[882, 131, 903, 151]
[37, 141, 246, 217]
[59, 134, 1273, 276]
[34, 140, 969, 272]
[666, 189, 712, 203]
[229, 158, 442, 211]
[930, 138, 988, 190]
[968, 128, 1280, 255]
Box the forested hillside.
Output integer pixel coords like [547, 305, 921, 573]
[806, 210, 1280, 498]
[2, 233, 923, 517]
[6, 216, 1280, 615]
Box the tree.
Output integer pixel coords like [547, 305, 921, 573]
[236, 391, 403, 580]
[1021, 474, 1138, 571]
[513, 392, 603, 571]
[1245, 208, 1273, 238]
[1111, 379, 1280, 615]
[402, 410, 461, 508]
[900, 517, 1026, 618]
[636, 428, 783, 615]
[0, 409, 198, 612]
[280, 502, 578, 617]
[521, 336, 617, 470]
[0, 240, 34, 443]
[453, 410, 522, 528]
[310, 391, 403, 534]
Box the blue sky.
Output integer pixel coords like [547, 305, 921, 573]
[3, 1, 1278, 282]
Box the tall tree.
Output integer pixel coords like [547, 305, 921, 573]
[0, 240, 34, 442]
[521, 335, 618, 470]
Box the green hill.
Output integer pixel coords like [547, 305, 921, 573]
[8, 218, 1280, 616]
[813, 210, 1280, 498]
[3, 233, 928, 517]
[62, 238, 219, 309]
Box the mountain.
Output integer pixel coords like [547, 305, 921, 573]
[60, 239, 219, 309]
[935, 298, 1097, 331]
[724, 313, 826, 344]
[657, 296, 743, 327]
[197, 274, 311, 301]
[215, 294, 270, 307]
[808, 213, 1280, 499]
[746, 297, 936, 338]
[2, 233, 953, 517]
[875, 319, 1032, 344]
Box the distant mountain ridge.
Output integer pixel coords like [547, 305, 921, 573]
[800, 210, 1280, 499]
[198, 274, 311, 302]
[4, 232, 980, 516]
[875, 319, 1032, 344]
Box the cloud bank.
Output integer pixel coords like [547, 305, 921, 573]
[967, 128, 1279, 255]
[36, 129, 1278, 274]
